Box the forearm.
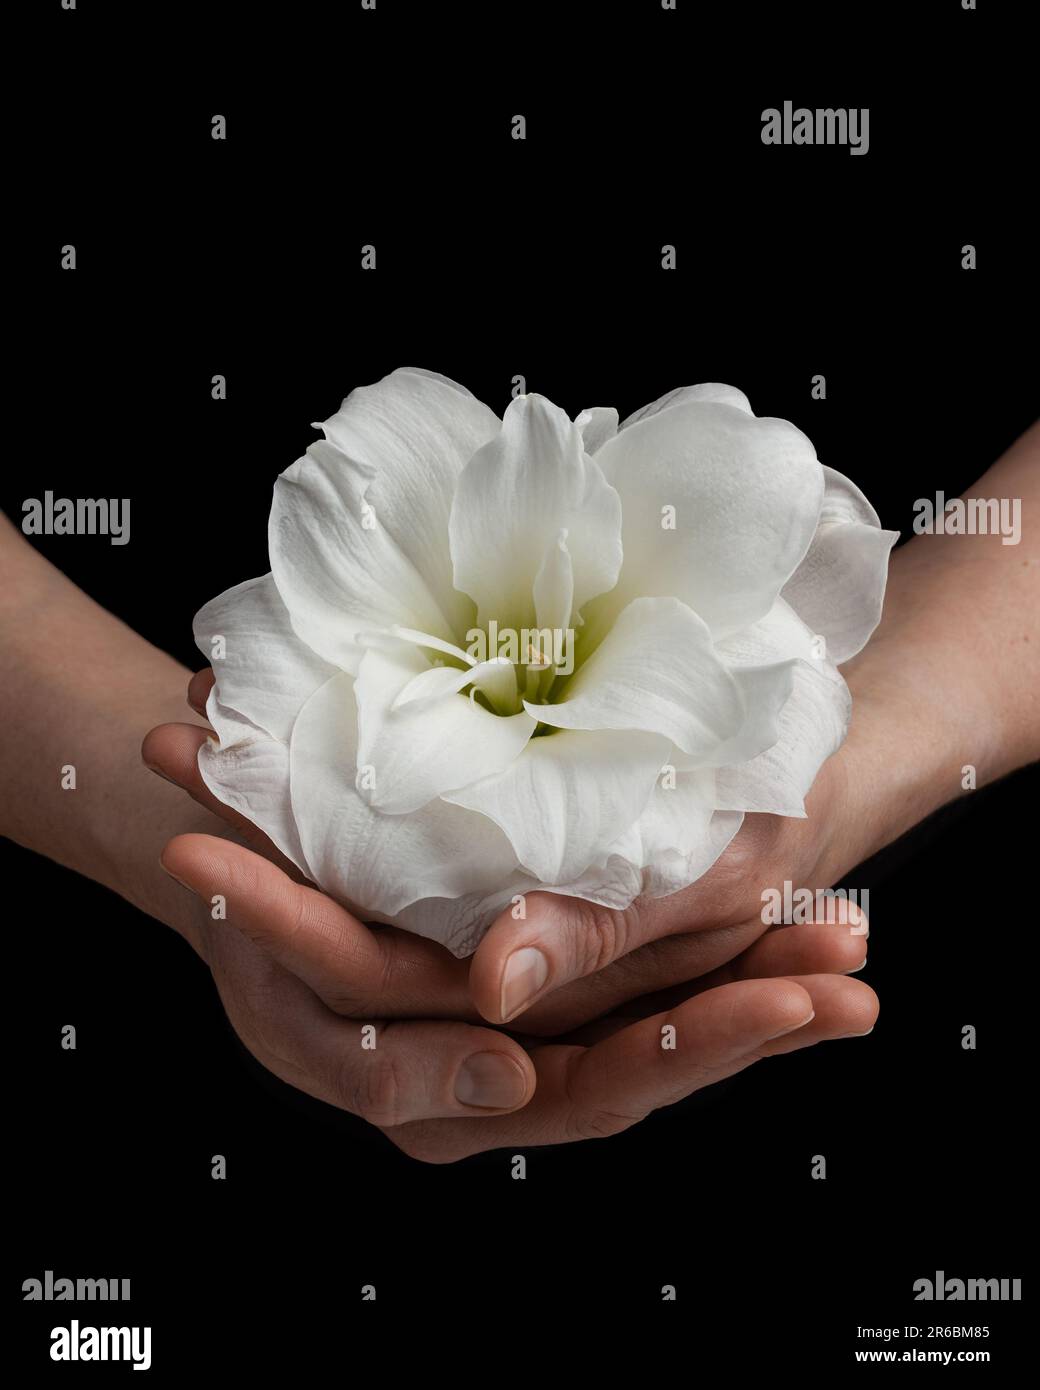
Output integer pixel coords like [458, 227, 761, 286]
[0, 515, 214, 942]
[830, 423, 1039, 874]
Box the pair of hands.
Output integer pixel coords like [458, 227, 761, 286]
[142, 668, 877, 1163]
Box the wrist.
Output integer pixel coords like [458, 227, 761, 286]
[824, 656, 980, 878]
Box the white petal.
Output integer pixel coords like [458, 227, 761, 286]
[620, 382, 754, 430]
[633, 766, 717, 856]
[527, 597, 744, 759]
[289, 673, 527, 944]
[363, 625, 475, 667]
[641, 811, 746, 898]
[533, 530, 574, 634]
[269, 439, 458, 673]
[391, 663, 475, 708]
[543, 849, 645, 913]
[712, 601, 852, 816]
[592, 401, 823, 638]
[392, 880, 538, 959]
[574, 405, 619, 454]
[715, 595, 823, 666]
[193, 573, 336, 741]
[393, 657, 519, 716]
[319, 367, 500, 637]
[698, 660, 796, 769]
[448, 394, 623, 630]
[634, 764, 746, 897]
[444, 727, 671, 884]
[355, 642, 534, 813]
[198, 700, 312, 875]
[781, 463, 899, 664]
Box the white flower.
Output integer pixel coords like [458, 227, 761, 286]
[195, 368, 897, 956]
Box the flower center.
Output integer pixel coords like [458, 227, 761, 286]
[458, 620, 577, 717]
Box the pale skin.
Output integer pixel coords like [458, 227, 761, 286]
[2, 423, 1036, 1161]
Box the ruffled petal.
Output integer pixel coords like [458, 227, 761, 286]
[781, 463, 899, 664]
[269, 439, 455, 673]
[289, 673, 528, 945]
[318, 367, 500, 639]
[533, 530, 575, 635]
[527, 596, 744, 758]
[591, 400, 823, 638]
[632, 766, 746, 896]
[448, 394, 623, 630]
[574, 405, 619, 454]
[698, 660, 797, 769]
[198, 700, 312, 875]
[270, 368, 500, 671]
[193, 573, 336, 742]
[620, 381, 753, 429]
[712, 600, 852, 815]
[354, 640, 535, 813]
[444, 726, 671, 884]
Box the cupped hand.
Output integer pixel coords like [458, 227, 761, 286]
[145, 714, 864, 1039]
[145, 667, 864, 1034]
[156, 826, 876, 1162]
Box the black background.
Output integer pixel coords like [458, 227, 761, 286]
[9, 0, 1035, 1373]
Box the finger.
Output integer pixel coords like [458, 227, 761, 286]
[737, 915, 869, 979]
[188, 667, 215, 716]
[550, 977, 817, 1129]
[142, 721, 303, 876]
[471, 885, 775, 1025]
[484, 896, 868, 1035]
[592, 912, 871, 1029]
[515, 917, 767, 1036]
[754, 973, 878, 1054]
[389, 977, 820, 1161]
[566, 974, 878, 1059]
[243, 965, 535, 1123]
[468, 891, 674, 1025]
[161, 833, 475, 1019]
[546, 916, 873, 1044]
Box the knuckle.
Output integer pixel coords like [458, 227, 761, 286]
[345, 1044, 408, 1128]
[278, 883, 311, 951]
[330, 938, 395, 1019]
[374, 939, 399, 1005]
[560, 1048, 642, 1142]
[573, 902, 632, 975]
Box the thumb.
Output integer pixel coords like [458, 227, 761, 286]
[468, 890, 680, 1025]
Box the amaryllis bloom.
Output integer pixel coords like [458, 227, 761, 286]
[194, 368, 897, 956]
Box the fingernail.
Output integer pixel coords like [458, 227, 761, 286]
[454, 1052, 528, 1110]
[500, 947, 549, 1021]
[847, 957, 868, 974]
[766, 1009, 815, 1041]
[838, 1026, 875, 1037]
